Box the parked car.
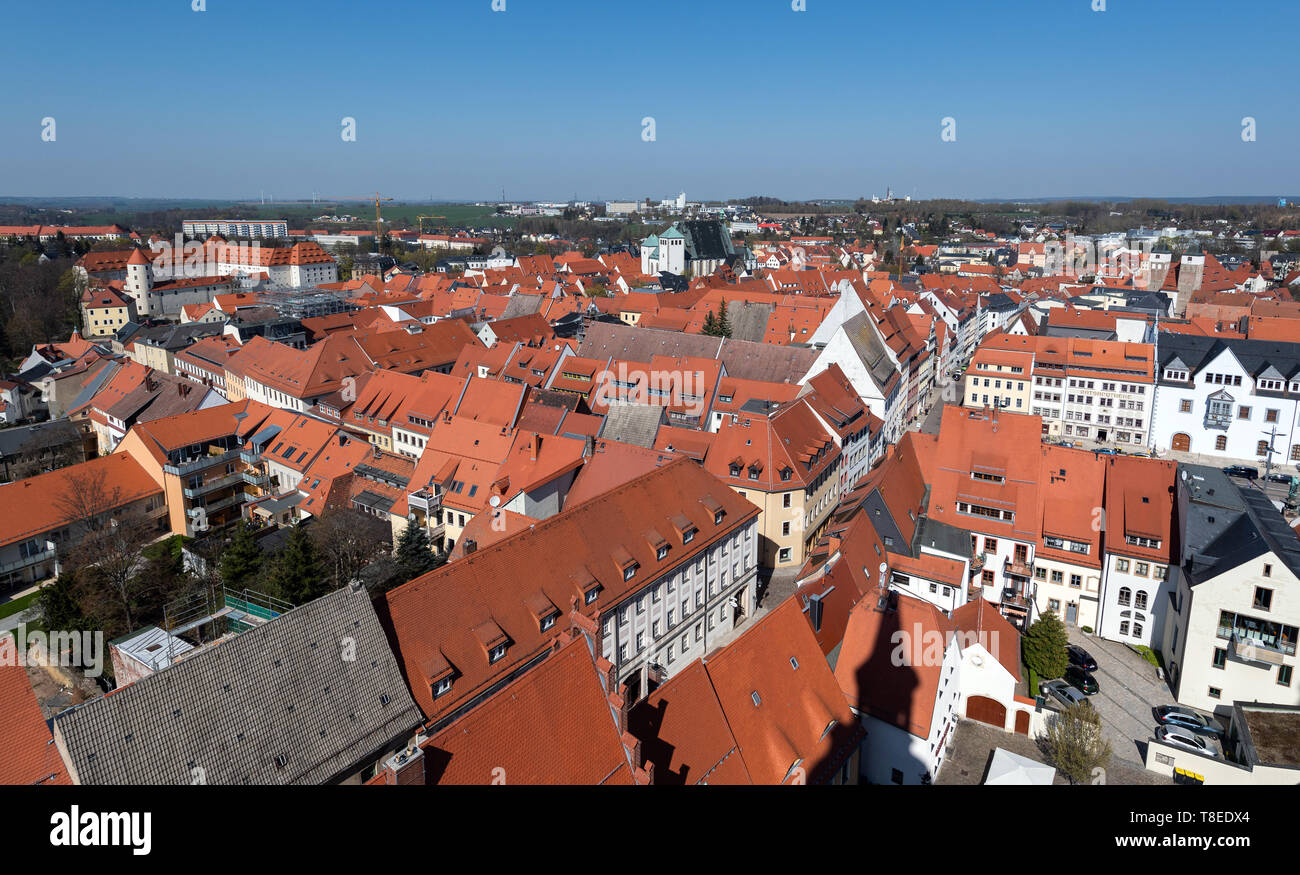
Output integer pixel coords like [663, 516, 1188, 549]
[1067, 644, 1098, 672]
[1265, 472, 1295, 485]
[1154, 704, 1225, 737]
[1064, 665, 1100, 695]
[1041, 679, 1089, 708]
[1155, 725, 1217, 757]
[1223, 465, 1259, 480]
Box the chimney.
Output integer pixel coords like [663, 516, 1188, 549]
[530, 433, 541, 461]
[380, 740, 426, 786]
[584, 434, 596, 456]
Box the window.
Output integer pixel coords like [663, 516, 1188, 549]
[585, 586, 600, 605]
[540, 612, 557, 632]
[683, 529, 694, 544]
[1134, 590, 1148, 611]
[1238, 406, 1251, 420]
[657, 544, 669, 561]
[624, 565, 637, 581]
[1280, 665, 1294, 687]
[1258, 440, 1271, 457]
[1070, 574, 1082, 588]
[1216, 435, 1228, 451]
[434, 677, 453, 697]
[782, 522, 791, 536]
[1119, 621, 1129, 636]
[488, 643, 507, 663]
[1208, 687, 1221, 700]
[890, 769, 904, 785]
[1118, 587, 1131, 607]
[1213, 648, 1227, 669]
[783, 493, 792, 508]
[1116, 558, 1130, 573]
[1266, 409, 1280, 424]
[1153, 565, 1167, 580]
[984, 537, 997, 553]
[1049, 599, 1060, 612]
[1264, 564, 1272, 578]
[1254, 587, 1273, 611]
[1135, 562, 1149, 577]
[1051, 570, 1063, 584]
[714, 510, 724, 525]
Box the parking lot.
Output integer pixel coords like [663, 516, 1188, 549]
[1061, 628, 1223, 767]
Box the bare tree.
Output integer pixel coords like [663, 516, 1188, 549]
[310, 508, 391, 590]
[55, 467, 155, 632]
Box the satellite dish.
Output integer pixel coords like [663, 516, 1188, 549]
[878, 562, 888, 574]
[489, 495, 500, 507]
[970, 655, 984, 667]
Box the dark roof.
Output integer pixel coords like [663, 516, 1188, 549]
[1156, 332, 1300, 383]
[1178, 465, 1300, 584]
[678, 220, 735, 262]
[53, 584, 420, 785]
[0, 418, 81, 458]
[577, 322, 816, 384]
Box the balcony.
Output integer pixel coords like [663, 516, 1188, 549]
[182, 471, 245, 498]
[0, 546, 56, 576]
[970, 553, 985, 572]
[1001, 588, 1031, 611]
[408, 488, 443, 514]
[193, 492, 249, 517]
[1204, 410, 1231, 430]
[1004, 557, 1033, 578]
[1227, 631, 1293, 666]
[164, 447, 243, 477]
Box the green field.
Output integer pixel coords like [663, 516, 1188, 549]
[232, 202, 517, 231]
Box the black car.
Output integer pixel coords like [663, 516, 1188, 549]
[1223, 465, 1258, 480]
[1067, 644, 1098, 672]
[1265, 472, 1296, 485]
[1064, 665, 1099, 695]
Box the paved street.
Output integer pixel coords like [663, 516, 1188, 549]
[1063, 628, 1222, 767]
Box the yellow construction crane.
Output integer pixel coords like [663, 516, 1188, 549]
[417, 214, 447, 233]
[335, 193, 393, 241]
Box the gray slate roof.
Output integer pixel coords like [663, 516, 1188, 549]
[598, 400, 665, 448]
[577, 322, 816, 384]
[53, 584, 420, 785]
[1179, 465, 1300, 585]
[1156, 332, 1300, 384]
[840, 312, 901, 388]
[0, 418, 81, 458]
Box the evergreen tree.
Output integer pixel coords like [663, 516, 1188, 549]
[220, 522, 263, 591]
[1023, 611, 1070, 679]
[36, 566, 91, 633]
[702, 309, 718, 336]
[265, 523, 327, 605]
[394, 519, 438, 580]
[716, 298, 732, 338]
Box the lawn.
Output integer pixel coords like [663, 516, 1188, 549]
[0, 588, 42, 621]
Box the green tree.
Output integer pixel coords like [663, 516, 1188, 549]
[1023, 611, 1070, 680]
[264, 522, 327, 604]
[35, 566, 92, 633]
[220, 522, 263, 590]
[1037, 700, 1111, 785]
[716, 298, 732, 338]
[702, 309, 718, 336]
[394, 519, 438, 579]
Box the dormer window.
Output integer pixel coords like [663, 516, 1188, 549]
[624, 564, 638, 581]
[714, 510, 724, 525]
[584, 585, 600, 605]
[540, 611, 558, 632]
[1163, 368, 1188, 381]
[657, 544, 669, 561]
[488, 643, 507, 664]
[683, 529, 695, 544]
[729, 464, 741, 477]
[433, 677, 453, 698]
[780, 467, 793, 481]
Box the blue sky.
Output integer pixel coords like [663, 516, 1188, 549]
[3, 0, 1297, 201]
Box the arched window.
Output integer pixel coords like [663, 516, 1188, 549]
[1134, 590, 1148, 611]
[1118, 587, 1131, 607]
[1216, 435, 1227, 451]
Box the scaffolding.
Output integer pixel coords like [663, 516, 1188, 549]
[161, 584, 295, 664]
